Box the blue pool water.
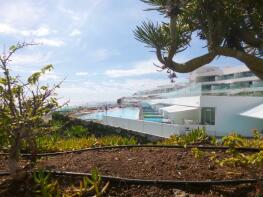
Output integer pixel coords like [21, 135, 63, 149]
[79, 107, 140, 120]
[144, 117, 163, 123]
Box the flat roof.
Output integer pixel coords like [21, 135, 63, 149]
[145, 96, 200, 107]
[240, 104, 263, 120]
[161, 105, 198, 113]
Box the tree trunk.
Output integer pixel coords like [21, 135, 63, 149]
[215, 47, 263, 80]
[244, 63, 263, 80]
[28, 136, 37, 165]
[8, 134, 21, 177]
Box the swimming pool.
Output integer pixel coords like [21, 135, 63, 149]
[79, 107, 140, 120]
[144, 117, 164, 123]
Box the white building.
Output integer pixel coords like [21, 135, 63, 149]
[144, 96, 263, 136]
[112, 66, 263, 137]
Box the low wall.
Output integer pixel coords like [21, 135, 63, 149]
[52, 113, 163, 143]
[102, 116, 216, 138]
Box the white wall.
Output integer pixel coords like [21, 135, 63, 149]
[167, 109, 200, 124]
[102, 116, 216, 138]
[200, 96, 263, 136]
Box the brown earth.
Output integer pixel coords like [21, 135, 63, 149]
[36, 147, 262, 181]
[0, 147, 262, 196]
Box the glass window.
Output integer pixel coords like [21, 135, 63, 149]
[201, 107, 215, 125]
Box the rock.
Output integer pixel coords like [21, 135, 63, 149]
[172, 189, 189, 197]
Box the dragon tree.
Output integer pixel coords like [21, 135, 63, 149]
[134, 0, 263, 80]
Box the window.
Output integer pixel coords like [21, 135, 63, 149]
[201, 107, 215, 125]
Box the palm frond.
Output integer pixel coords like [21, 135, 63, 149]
[141, 0, 168, 13]
[134, 21, 170, 49]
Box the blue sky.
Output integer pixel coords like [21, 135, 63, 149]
[0, 0, 243, 105]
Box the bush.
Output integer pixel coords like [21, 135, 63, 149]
[159, 128, 215, 146]
[222, 130, 263, 149]
[64, 125, 89, 138]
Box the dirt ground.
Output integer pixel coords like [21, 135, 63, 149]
[0, 147, 262, 196]
[37, 147, 263, 181]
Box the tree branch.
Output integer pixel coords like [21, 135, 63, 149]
[163, 52, 216, 73]
[214, 47, 263, 79]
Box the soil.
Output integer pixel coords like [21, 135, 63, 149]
[0, 147, 262, 196]
[36, 147, 263, 181]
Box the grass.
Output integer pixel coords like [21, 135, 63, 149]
[25, 135, 138, 153]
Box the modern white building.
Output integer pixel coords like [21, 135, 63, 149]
[113, 66, 263, 137]
[143, 96, 263, 136]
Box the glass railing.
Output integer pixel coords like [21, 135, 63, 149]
[214, 72, 256, 82]
[158, 80, 263, 98]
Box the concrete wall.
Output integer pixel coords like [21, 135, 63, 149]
[52, 113, 160, 143]
[200, 96, 263, 136]
[167, 109, 200, 124]
[103, 116, 216, 137]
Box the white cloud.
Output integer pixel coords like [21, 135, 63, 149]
[0, 1, 44, 27]
[88, 49, 120, 62]
[0, 23, 16, 34]
[58, 78, 169, 105]
[11, 52, 50, 66]
[105, 59, 158, 78]
[35, 38, 65, 47]
[58, 6, 81, 21]
[40, 71, 62, 82]
[30, 27, 50, 37]
[76, 72, 89, 76]
[69, 29, 81, 37]
[0, 23, 50, 37]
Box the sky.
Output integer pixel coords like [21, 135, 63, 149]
[0, 0, 243, 106]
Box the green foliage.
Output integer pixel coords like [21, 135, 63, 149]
[159, 128, 212, 146]
[134, 21, 171, 49]
[98, 135, 137, 146]
[76, 168, 109, 197]
[64, 125, 88, 138]
[222, 130, 263, 149]
[215, 131, 263, 168]
[32, 169, 109, 197]
[0, 128, 9, 150]
[33, 170, 61, 197]
[214, 151, 263, 168]
[135, 0, 263, 79]
[0, 42, 62, 173]
[21, 135, 138, 153]
[191, 147, 205, 159]
[28, 65, 54, 85]
[222, 132, 246, 148]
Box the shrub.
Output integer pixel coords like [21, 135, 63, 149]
[159, 128, 214, 146]
[0, 42, 62, 175]
[64, 125, 89, 138]
[222, 130, 263, 149]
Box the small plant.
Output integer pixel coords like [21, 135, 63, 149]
[0, 42, 63, 176]
[159, 128, 212, 146]
[74, 168, 109, 197]
[191, 148, 205, 159]
[210, 136, 217, 145]
[33, 170, 61, 197]
[222, 130, 263, 149]
[222, 132, 246, 148]
[212, 131, 263, 196]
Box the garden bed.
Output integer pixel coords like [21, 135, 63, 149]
[0, 147, 262, 196]
[35, 147, 263, 181]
